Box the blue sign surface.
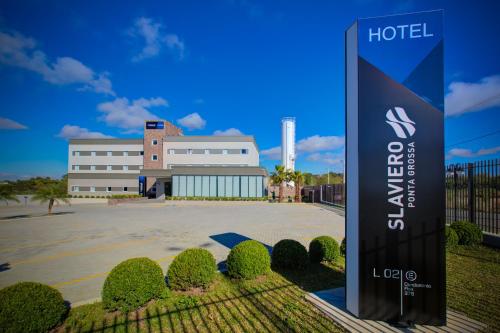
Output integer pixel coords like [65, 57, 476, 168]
[346, 10, 445, 326]
[145, 121, 165, 129]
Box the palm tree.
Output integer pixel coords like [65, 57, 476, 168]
[31, 181, 70, 215]
[292, 171, 304, 203]
[270, 165, 287, 203]
[0, 184, 19, 205]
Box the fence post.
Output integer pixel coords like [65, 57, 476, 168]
[453, 166, 457, 222]
[467, 163, 475, 224]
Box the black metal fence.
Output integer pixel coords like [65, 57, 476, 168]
[446, 159, 499, 234]
[302, 184, 345, 206]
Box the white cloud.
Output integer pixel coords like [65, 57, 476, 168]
[261, 146, 281, 160]
[446, 146, 500, 159]
[97, 97, 168, 130]
[0, 117, 28, 129]
[0, 30, 115, 95]
[307, 152, 343, 166]
[128, 17, 185, 62]
[445, 75, 500, 116]
[57, 125, 113, 140]
[213, 128, 244, 136]
[296, 135, 345, 153]
[177, 112, 206, 130]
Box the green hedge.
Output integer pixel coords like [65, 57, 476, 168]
[271, 239, 308, 270]
[445, 225, 459, 248]
[110, 194, 142, 199]
[167, 248, 217, 290]
[227, 240, 271, 279]
[450, 221, 483, 246]
[166, 196, 267, 201]
[340, 237, 346, 256]
[102, 258, 166, 313]
[309, 236, 340, 263]
[0, 282, 67, 333]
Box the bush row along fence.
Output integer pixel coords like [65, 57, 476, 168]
[302, 159, 499, 235]
[446, 159, 499, 234]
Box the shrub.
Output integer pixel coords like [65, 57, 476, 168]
[227, 240, 271, 279]
[271, 239, 308, 270]
[451, 221, 483, 246]
[167, 248, 217, 290]
[340, 237, 346, 256]
[309, 236, 340, 263]
[102, 257, 166, 313]
[0, 282, 67, 333]
[445, 225, 459, 248]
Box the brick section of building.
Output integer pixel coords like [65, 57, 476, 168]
[143, 120, 182, 193]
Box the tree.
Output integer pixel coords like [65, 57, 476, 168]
[31, 181, 70, 215]
[0, 184, 20, 205]
[270, 165, 287, 203]
[292, 171, 304, 203]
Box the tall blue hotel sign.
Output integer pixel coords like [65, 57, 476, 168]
[345, 10, 445, 325]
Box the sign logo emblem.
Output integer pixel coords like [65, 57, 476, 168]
[386, 107, 416, 139]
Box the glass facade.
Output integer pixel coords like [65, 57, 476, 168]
[171, 175, 265, 198]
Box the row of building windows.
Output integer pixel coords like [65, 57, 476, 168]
[71, 186, 138, 192]
[167, 149, 249, 155]
[72, 151, 144, 157]
[172, 175, 265, 198]
[72, 165, 142, 171]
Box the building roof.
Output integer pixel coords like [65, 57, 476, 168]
[140, 166, 268, 177]
[69, 138, 143, 145]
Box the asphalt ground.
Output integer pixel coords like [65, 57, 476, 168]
[0, 200, 344, 305]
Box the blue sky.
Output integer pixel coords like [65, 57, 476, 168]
[0, 0, 499, 179]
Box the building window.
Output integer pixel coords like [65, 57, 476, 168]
[72, 186, 79, 192]
[222, 149, 228, 155]
[123, 187, 128, 192]
[123, 165, 129, 171]
[107, 187, 112, 192]
[123, 151, 128, 157]
[139, 165, 143, 170]
[74, 165, 80, 171]
[152, 154, 158, 161]
[90, 186, 95, 192]
[241, 149, 248, 154]
[107, 151, 112, 157]
[204, 149, 210, 154]
[107, 165, 112, 171]
[90, 165, 96, 171]
[73, 151, 80, 156]
[168, 149, 175, 154]
[140, 151, 144, 156]
[91, 151, 96, 157]
[152, 139, 158, 146]
[187, 149, 193, 155]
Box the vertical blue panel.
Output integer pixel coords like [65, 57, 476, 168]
[256, 176, 263, 197]
[194, 176, 202, 196]
[241, 176, 248, 197]
[202, 176, 210, 197]
[179, 176, 187, 196]
[233, 176, 240, 197]
[172, 176, 179, 196]
[217, 176, 225, 197]
[209, 176, 217, 197]
[225, 176, 233, 197]
[186, 176, 194, 196]
[249, 176, 257, 197]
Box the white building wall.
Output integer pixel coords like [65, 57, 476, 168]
[162, 141, 259, 168]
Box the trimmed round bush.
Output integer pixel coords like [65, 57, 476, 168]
[309, 236, 340, 263]
[167, 248, 217, 290]
[271, 239, 308, 270]
[227, 240, 271, 279]
[450, 221, 483, 246]
[340, 237, 346, 256]
[102, 257, 166, 313]
[0, 282, 67, 333]
[445, 225, 459, 248]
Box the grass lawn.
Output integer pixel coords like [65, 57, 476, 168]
[60, 266, 346, 333]
[447, 245, 500, 332]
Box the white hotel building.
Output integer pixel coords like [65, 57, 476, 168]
[67, 121, 268, 198]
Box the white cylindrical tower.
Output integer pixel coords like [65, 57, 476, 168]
[281, 117, 295, 172]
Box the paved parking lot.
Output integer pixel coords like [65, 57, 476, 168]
[0, 200, 344, 304]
